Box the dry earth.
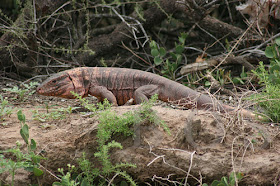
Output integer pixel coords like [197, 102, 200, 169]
[0, 83, 280, 185]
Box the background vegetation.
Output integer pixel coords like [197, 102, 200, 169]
[1, 0, 280, 185]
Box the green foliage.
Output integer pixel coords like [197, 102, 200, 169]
[203, 172, 243, 186]
[232, 66, 248, 85]
[93, 94, 167, 184]
[153, 0, 172, 21]
[4, 86, 27, 102]
[53, 164, 79, 186]
[94, 140, 137, 176]
[54, 93, 168, 185]
[32, 102, 78, 122]
[71, 91, 112, 114]
[97, 110, 135, 147]
[3, 82, 39, 102]
[138, 95, 170, 134]
[252, 38, 280, 122]
[262, 38, 280, 85]
[204, 69, 232, 87]
[43, 45, 95, 56]
[0, 0, 22, 28]
[215, 69, 227, 86]
[96, 94, 170, 147]
[203, 64, 249, 88]
[75, 153, 99, 184]
[0, 95, 13, 122]
[150, 32, 188, 80]
[265, 37, 280, 59]
[0, 111, 45, 186]
[0, 9, 13, 26]
[225, 38, 231, 52]
[135, 3, 145, 21]
[252, 62, 280, 121]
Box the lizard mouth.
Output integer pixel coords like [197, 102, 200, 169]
[36, 85, 55, 96]
[36, 86, 41, 93]
[36, 85, 45, 95]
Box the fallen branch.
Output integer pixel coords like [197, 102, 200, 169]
[180, 55, 256, 75]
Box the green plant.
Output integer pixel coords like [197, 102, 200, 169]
[0, 110, 45, 186]
[94, 141, 137, 184]
[23, 82, 39, 94]
[203, 68, 231, 87]
[205, 66, 248, 87]
[95, 94, 169, 184]
[215, 69, 228, 86]
[252, 37, 280, 122]
[53, 99, 137, 185]
[203, 172, 243, 186]
[71, 91, 112, 114]
[3, 82, 39, 102]
[75, 153, 99, 185]
[32, 103, 78, 122]
[53, 93, 168, 185]
[150, 32, 188, 80]
[53, 164, 80, 186]
[0, 95, 13, 122]
[263, 37, 280, 84]
[137, 94, 170, 134]
[232, 66, 248, 85]
[3, 86, 27, 102]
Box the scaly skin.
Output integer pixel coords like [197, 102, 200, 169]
[36, 67, 256, 118]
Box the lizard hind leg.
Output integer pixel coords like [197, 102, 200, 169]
[134, 84, 159, 104]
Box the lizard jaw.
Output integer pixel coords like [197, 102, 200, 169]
[36, 72, 76, 98]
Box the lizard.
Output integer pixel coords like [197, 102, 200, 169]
[36, 67, 257, 118]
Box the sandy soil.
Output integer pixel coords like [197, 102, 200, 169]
[0, 82, 280, 185]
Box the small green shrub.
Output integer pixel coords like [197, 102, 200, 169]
[32, 104, 78, 122]
[137, 94, 170, 134]
[232, 66, 248, 85]
[252, 37, 280, 122]
[3, 82, 39, 102]
[150, 32, 187, 80]
[52, 164, 80, 186]
[71, 91, 112, 114]
[203, 172, 243, 186]
[0, 95, 13, 122]
[0, 110, 45, 186]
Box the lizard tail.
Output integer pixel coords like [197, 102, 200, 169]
[221, 104, 261, 120]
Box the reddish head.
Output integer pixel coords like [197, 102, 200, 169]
[36, 68, 88, 99]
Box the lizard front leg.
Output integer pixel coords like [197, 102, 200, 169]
[134, 84, 159, 104]
[88, 86, 118, 106]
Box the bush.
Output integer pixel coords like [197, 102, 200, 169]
[252, 37, 280, 122]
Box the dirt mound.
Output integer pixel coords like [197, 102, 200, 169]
[0, 99, 280, 185]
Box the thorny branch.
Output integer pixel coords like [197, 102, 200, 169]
[0, 0, 277, 78]
[145, 138, 201, 184]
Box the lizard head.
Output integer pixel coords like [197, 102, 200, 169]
[36, 71, 84, 99]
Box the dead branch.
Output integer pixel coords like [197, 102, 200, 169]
[76, 0, 177, 66]
[0, 0, 68, 77]
[180, 55, 256, 75]
[0, 0, 267, 76]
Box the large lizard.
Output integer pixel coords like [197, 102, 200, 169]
[36, 67, 257, 118]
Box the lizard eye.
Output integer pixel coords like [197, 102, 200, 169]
[52, 80, 57, 83]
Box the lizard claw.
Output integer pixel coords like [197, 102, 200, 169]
[124, 98, 134, 106]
